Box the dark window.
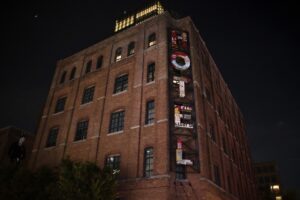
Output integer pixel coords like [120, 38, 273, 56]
[85, 60, 92, 74]
[209, 124, 216, 142]
[70, 67, 76, 80]
[74, 120, 89, 141]
[46, 128, 59, 147]
[106, 155, 120, 173]
[81, 86, 95, 104]
[176, 164, 186, 180]
[148, 33, 156, 47]
[144, 147, 154, 177]
[145, 100, 155, 124]
[147, 63, 155, 82]
[213, 165, 221, 186]
[109, 111, 125, 133]
[115, 47, 122, 62]
[54, 97, 67, 113]
[127, 42, 135, 56]
[114, 74, 128, 93]
[96, 56, 103, 69]
[222, 136, 228, 154]
[60, 71, 67, 84]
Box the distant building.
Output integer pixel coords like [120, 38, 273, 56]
[0, 126, 34, 167]
[29, 1, 258, 199]
[254, 161, 282, 200]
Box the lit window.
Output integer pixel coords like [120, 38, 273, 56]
[69, 67, 76, 80]
[60, 71, 67, 84]
[114, 74, 128, 93]
[74, 120, 89, 141]
[109, 110, 125, 133]
[147, 62, 155, 82]
[275, 196, 282, 200]
[148, 33, 156, 47]
[144, 147, 154, 177]
[81, 86, 95, 104]
[145, 100, 155, 124]
[54, 97, 67, 113]
[96, 55, 103, 69]
[115, 47, 122, 62]
[106, 155, 120, 174]
[85, 60, 92, 74]
[128, 42, 135, 56]
[46, 127, 58, 147]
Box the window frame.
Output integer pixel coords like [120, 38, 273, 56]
[60, 71, 67, 84]
[54, 96, 67, 113]
[114, 74, 128, 94]
[127, 41, 135, 56]
[74, 120, 89, 141]
[145, 100, 155, 125]
[85, 60, 92, 74]
[69, 67, 76, 80]
[115, 47, 122, 62]
[144, 147, 154, 177]
[81, 86, 95, 104]
[106, 154, 121, 173]
[109, 110, 125, 133]
[147, 62, 155, 82]
[96, 55, 103, 69]
[45, 127, 59, 147]
[148, 33, 156, 47]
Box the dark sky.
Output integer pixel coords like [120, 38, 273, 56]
[1, 0, 299, 191]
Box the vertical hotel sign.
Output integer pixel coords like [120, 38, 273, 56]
[168, 29, 200, 172]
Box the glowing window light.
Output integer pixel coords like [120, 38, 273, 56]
[275, 196, 282, 200]
[270, 185, 280, 191]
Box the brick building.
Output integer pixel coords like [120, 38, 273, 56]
[29, 1, 257, 199]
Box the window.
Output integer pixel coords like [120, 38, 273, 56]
[81, 86, 95, 104]
[85, 60, 92, 74]
[145, 100, 155, 124]
[227, 175, 232, 193]
[109, 111, 125, 133]
[176, 164, 186, 180]
[147, 62, 155, 82]
[96, 56, 103, 69]
[148, 33, 156, 47]
[213, 165, 221, 186]
[60, 71, 67, 84]
[144, 147, 154, 177]
[54, 97, 67, 113]
[127, 42, 135, 56]
[46, 128, 59, 147]
[114, 74, 128, 93]
[74, 120, 89, 141]
[106, 155, 120, 174]
[115, 47, 122, 62]
[70, 67, 76, 80]
[209, 124, 216, 142]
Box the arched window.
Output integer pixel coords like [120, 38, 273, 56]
[148, 33, 156, 47]
[85, 60, 92, 74]
[96, 55, 103, 69]
[115, 47, 122, 62]
[127, 42, 135, 56]
[144, 147, 154, 177]
[69, 67, 76, 80]
[60, 71, 67, 84]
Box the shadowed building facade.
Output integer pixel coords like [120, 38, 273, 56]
[29, 1, 257, 199]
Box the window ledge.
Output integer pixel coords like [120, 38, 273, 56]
[107, 130, 124, 136]
[44, 146, 56, 150]
[144, 123, 154, 127]
[52, 111, 64, 116]
[145, 81, 155, 86]
[112, 90, 127, 97]
[80, 101, 93, 108]
[73, 139, 87, 144]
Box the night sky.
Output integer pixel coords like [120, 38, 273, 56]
[1, 0, 299, 191]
